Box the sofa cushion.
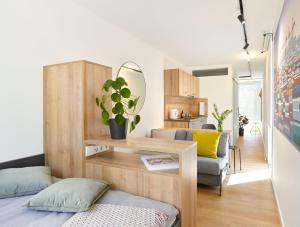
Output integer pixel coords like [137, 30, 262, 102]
[217, 133, 229, 157]
[151, 129, 176, 140]
[197, 156, 227, 175]
[186, 131, 193, 141]
[175, 130, 187, 140]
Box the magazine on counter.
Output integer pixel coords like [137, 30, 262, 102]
[141, 154, 179, 171]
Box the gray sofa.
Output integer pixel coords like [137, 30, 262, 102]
[151, 129, 230, 196]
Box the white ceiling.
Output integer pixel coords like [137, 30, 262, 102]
[74, 0, 283, 77]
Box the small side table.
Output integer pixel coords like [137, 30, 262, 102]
[229, 145, 241, 173]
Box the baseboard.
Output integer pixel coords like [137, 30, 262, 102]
[271, 179, 285, 227]
[0, 154, 45, 170]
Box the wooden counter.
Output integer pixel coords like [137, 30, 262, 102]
[84, 136, 197, 227]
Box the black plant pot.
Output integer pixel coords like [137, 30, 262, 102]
[109, 118, 128, 139]
[239, 127, 244, 136]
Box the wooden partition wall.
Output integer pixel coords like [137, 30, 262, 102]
[44, 60, 112, 178]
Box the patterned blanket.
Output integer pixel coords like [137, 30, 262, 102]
[62, 204, 169, 227]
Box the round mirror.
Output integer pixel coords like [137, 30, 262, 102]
[117, 61, 146, 115]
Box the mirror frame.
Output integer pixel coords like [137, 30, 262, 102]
[116, 61, 146, 115]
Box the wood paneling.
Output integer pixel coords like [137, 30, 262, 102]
[86, 163, 140, 195]
[164, 121, 189, 128]
[164, 69, 199, 98]
[84, 61, 112, 140]
[44, 60, 111, 178]
[85, 136, 195, 154]
[181, 145, 197, 227]
[44, 62, 85, 178]
[84, 137, 197, 227]
[164, 69, 179, 97]
[164, 96, 208, 120]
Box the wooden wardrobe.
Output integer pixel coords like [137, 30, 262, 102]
[44, 60, 111, 178]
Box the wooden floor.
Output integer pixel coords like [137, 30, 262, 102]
[197, 133, 281, 227]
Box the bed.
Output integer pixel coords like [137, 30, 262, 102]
[0, 189, 179, 227]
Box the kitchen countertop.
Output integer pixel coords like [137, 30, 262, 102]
[164, 116, 207, 122]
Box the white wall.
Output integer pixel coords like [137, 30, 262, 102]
[273, 128, 300, 227]
[0, 0, 170, 162]
[190, 65, 234, 133]
[262, 43, 273, 164]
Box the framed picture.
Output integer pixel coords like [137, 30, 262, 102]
[274, 0, 300, 150]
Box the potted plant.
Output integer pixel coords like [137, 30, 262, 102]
[212, 104, 232, 132]
[239, 115, 249, 136]
[96, 77, 141, 139]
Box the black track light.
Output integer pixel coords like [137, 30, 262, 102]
[237, 14, 245, 24]
[243, 43, 249, 50]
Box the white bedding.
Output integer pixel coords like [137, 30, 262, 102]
[0, 190, 178, 227]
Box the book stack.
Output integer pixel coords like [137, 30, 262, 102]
[141, 155, 179, 171]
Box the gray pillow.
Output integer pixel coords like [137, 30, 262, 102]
[0, 166, 52, 199]
[25, 178, 110, 212]
[175, 130, 187, 140]
[186, 131, 193, 141]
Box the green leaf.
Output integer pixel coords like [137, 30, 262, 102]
[103, 80, 113, 92]
[129, 121, 135, 133]
[134, 115, 141, 125]
[112, 80, 122, 90]
[132, 97, 139, 112]
[102, 110, 109, 125]
[96, 97, 100, 107]
[101, 95, 106, 104]
[114, 102, 124, 114]
[121, 88, 131, 98]
[116, 77, 127, 87]
[115, 114, 125, 125]
[213, 104, 220, 118]
[128, 100, 134, 109]
[111, 93, 121, 102]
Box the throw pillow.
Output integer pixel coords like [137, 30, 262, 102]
[193, 130, 221, 159]
[25, 178, 110, 212]
[0, 166, 52, 199]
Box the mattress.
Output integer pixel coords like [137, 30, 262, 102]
[0, 190, 178, 227]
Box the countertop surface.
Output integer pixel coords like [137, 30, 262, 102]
[164, 116, 207, 122]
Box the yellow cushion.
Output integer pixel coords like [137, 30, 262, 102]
[192, 130, 221, 159]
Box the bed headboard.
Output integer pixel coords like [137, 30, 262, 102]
[0, 154, 45, 170]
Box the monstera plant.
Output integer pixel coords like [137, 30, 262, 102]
[96, 77, 141, 139]
[212, 104, 232, 132]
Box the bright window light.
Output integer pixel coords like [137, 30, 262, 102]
[227, 169, 271, 186]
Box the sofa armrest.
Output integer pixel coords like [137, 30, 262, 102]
[217, 133, 229, 158]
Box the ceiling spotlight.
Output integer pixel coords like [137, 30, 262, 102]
[237, 14, 245, 24]
[243, 43, 249, 50]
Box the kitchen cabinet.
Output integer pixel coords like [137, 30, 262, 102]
[164, 69, 199, 98]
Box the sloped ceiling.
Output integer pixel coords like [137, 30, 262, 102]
[73, 0, 283, 77]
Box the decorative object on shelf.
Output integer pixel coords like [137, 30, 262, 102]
[169, 109, 178, 120]
[212, 104, 232, 132]
[96, 76, 140, 139]
[181, 111, 191, 120]
[239, 115, 249, 136]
